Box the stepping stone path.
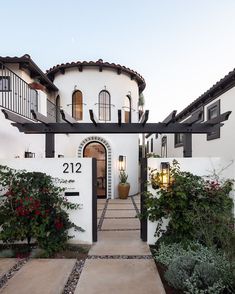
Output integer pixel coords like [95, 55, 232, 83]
[0, 195, 165, 293]
[75, 195, 165, 294]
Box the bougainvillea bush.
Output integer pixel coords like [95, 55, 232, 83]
[0, 165, 83, 256]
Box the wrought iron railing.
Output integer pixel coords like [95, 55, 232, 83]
[0, 61, 38, 120]
[47, 99, 61, 122]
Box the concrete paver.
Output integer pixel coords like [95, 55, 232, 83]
[75, 259, 165, 294]
[106, 204, 136, 210]
[97, 199, 107, 204]
[101, 218, 140, 230]
[109, 198, 133, 204]
[0, 259, 76, 294]
[89, 231, 151, 255]
[97, 210, 103, 218]
[0, 259, 18, 277]
[105, 209, 137, 218]
[97, 203, 105, 210]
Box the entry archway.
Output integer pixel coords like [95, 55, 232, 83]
[83, 142, 106, 198]
[78, 136, 112, 199]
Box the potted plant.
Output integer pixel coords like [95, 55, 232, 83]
[118, 170, 130, 199]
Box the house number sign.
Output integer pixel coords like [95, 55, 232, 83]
[63, 162, 82, 174]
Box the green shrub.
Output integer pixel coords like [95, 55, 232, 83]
[144, 160, 234, 247]
[153, 242, 187, 267]
[0, 165, 84, 256]
[164, 255, 197, 290]
[153, 242, 235, 293]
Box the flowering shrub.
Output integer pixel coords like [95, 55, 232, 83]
[145, 160, 234, 247]
[0, 165, 83, 256]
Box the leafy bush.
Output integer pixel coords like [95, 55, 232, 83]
[0, 165, 84, 256]
[144, 160, 234, 250]
[153, 242, 188, 267]
[153, 242, 235, 293]
[164, 255, 197, 290]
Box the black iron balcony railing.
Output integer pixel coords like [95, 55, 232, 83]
[47, 99, 61, 122]
[0, 61, 38, 120]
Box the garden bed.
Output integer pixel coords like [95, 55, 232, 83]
[0, 243, 90, 259]
[150, 246, 182, 294]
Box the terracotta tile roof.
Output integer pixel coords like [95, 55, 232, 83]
[176, 68, 235, 121]
[0, 54, 58, 91]
[46, 59, 146, 92]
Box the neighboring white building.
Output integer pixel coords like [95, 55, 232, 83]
[146, 68, 235, 158]
[0, 55, 146, 199]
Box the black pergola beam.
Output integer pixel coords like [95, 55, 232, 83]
[185, 109, 203, 125]
[12, 122, 222, 134]
[31, 110, 54, 125]
[1, 109, 32, 124]
[207, 111, 231, 125]
[140, 110, 149, 126]
[162, 110, 177, 125]
[60, 109, 77, 125]
[45, 133, 55, 158]
[89, 109, 98, 126]
[118, 109, 122, 126]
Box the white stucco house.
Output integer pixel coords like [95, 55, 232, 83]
[0, 54, 146, 199]
[146, 68, 235, 158]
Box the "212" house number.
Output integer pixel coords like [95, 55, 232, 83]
[63, 162, 82, 173]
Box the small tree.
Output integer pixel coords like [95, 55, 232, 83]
[0, 165, 83, 256]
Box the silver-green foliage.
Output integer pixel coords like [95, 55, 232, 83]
[164, 255, 197, 290]
[154, 242, 234, 293]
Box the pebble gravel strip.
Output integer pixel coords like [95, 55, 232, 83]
[97, 199, 109, 231]
[88, 255, 153, 259]
[131, 195, 140, 215]
[62, 259, 86, 294]
[0, 258, 29, 289]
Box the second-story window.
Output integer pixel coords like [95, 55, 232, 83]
[99, 90, 111, 121]
[0, 76, 10, 91]
[72, 90, 83, 120]
[124, 94, 131, 123]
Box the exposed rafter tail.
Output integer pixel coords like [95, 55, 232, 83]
[31, 110, 54, 125]
[89, 109, 98, 126]
[60, 109, 77, 125]
[2, 109, 31, 124]
[118, 109, 122, 126]
[140, 110, 149, 126]
[162, 110, 177, 125]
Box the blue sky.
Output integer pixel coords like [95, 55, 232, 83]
[2, 0, 235, 121]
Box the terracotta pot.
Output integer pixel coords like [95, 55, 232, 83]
[118, 183, 130, 199]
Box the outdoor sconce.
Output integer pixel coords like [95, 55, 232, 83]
[160, 162, 170, 187]
[118, 155, 126, 171]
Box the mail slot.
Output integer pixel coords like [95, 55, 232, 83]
[64, 192, 80, 197]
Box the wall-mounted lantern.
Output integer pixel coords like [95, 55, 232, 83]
[118, 155, 126, 171]
[160, 162, 170, 187]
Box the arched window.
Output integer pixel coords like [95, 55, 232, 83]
[99, 90, 111, 121]
[124, 94, 131, 123]
[72, 90, 83, 120]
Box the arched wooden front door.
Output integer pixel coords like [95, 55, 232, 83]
[83, 142, 106, 198]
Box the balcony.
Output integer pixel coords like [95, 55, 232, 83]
[0, 61, 38, 120]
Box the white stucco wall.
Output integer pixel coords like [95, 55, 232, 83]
[147, 157, 235, 244]
[53, 67, 140, 123]
[0, 158, 94, 244]
[52, 66, 141, 199]
[151, 86, 235, 158]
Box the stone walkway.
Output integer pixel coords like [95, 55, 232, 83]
[0, 196, 165, 294]
[75, 196, 165, 294]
